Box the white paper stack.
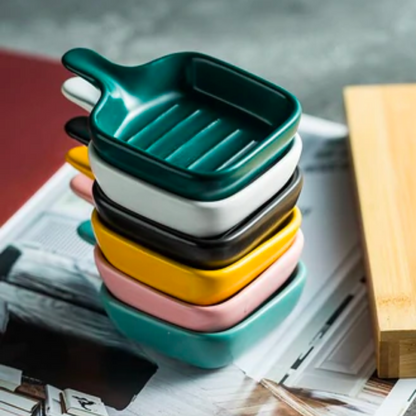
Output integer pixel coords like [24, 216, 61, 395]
[0, 366, 21, 392]
[0, 389, 40, 416]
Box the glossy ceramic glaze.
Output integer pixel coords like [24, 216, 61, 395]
[93, 169, 301, 269]
[92, 208, 301, 305]
[70, 169, 301, 268]
[61, 77, 99, 112]
[65, 146, 94, 180]
[70, 174, 94, 204]
[95, 231, 303, 332]
[64, 132, 301, 237]
[62, 50, 301, 201]
[100, 262, 306, 368]
[77, 220, 96, 245]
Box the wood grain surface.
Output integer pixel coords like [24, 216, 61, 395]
[344, 84, 416, 378]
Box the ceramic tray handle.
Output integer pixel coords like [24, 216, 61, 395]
[70, 174, 94, 205]
[65, 147, 94, 179]
[61, 77, 99, 112]
[65, 116, 90, 145]
[62, 48, 122, 92]
[77, 220, 96, 245]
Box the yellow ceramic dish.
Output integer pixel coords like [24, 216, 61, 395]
[65, 146, 93, 179]
[91, 208, 302, 305]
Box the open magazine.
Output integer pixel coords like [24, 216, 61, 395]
[0, 114, 414, 416]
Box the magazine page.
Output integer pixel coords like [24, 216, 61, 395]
[0, 115, 414, 416]
[0, 168, 281, 416]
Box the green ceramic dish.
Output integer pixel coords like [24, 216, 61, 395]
[100, 262, 306, 368]
[77, 220, 96, 245]
[62, 48, 301, 201]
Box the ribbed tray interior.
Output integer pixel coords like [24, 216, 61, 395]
[119, 95, 271, 174]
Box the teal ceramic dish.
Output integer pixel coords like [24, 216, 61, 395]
[100, 262, 306, 368]
[77, 220, 96, 245]
[62, 48, 301, 201]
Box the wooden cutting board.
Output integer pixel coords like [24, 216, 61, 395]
[344, 84, 416, 378]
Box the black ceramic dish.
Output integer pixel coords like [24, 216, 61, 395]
[93, 168, 302, 270]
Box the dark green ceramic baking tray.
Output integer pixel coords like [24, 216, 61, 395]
[62, 48, 301, 201]
[100, 262, 306, 368]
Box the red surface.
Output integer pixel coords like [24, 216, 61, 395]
[0, 49, 85, 226]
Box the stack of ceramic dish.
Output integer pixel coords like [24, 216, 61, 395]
[61, 48, 307, 368]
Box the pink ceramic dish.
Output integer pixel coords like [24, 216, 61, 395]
[70, 174, 94, 204]
[95, 231, 304, 332]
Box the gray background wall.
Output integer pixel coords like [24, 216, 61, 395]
[1, 0, 415, 122]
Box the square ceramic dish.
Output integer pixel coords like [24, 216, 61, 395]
[64, 113, 302, 236]
[69, 170, 301, 268]
[91, 207, 301, 305]
[64, 131, 301, 237]
[70, 169, 301, 267]
[100, 262, 306, 368]
[93, 169, 302, 269]
[60, 49, 301, 202]
[95, 231, 303, 332]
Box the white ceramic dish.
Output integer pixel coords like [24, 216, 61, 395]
[88, 137, 301, 237]
[63, 77, 302, 237]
